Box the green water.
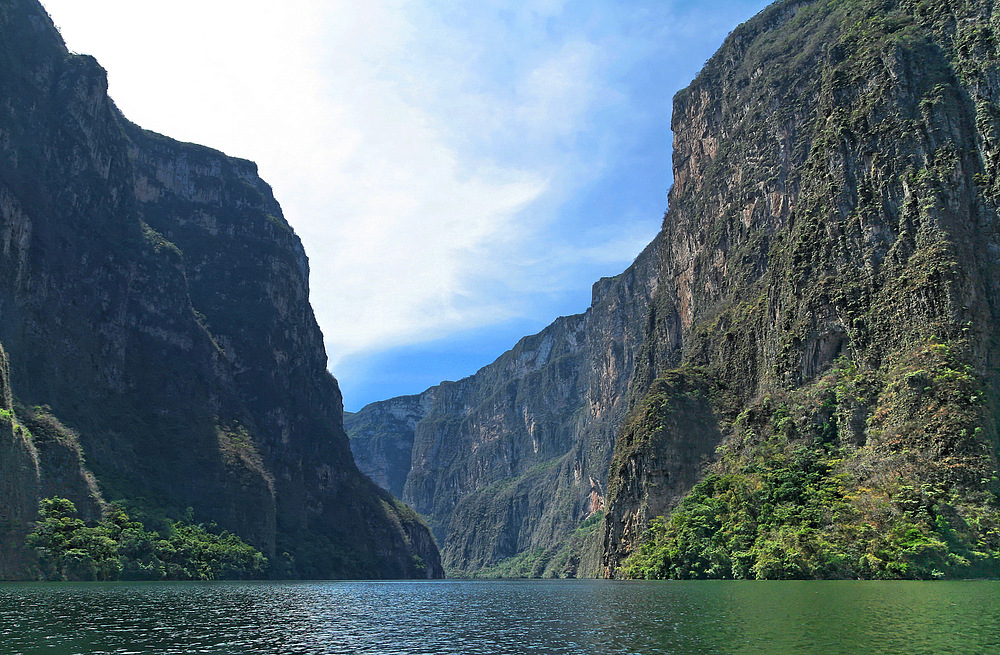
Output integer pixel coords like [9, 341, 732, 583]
[0, 579, 997, 654]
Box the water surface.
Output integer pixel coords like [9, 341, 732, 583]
[1, 579, 997, 654]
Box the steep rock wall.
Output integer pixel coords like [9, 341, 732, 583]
[0, 343, 39, 579]
[347, 391, 435, 499]
[604, 0, 1000, 578]
[349, 236, 661, 574]
[0, 342, 103, 579]
[0, 0, 441, 579]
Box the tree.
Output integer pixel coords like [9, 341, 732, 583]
[26, 497, 121, 580]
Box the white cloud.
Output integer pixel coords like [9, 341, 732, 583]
[514, 40, 603, 136]
[38, 0, 769, 383]
[40, 0, 558, 364]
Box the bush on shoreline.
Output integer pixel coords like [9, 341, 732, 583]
[27, 497, 267, 581]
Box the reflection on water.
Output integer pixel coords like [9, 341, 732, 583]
[0, 579, 997, 654]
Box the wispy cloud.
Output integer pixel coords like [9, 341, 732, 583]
[40, 0, 771, 401]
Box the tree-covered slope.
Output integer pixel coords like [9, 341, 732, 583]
[0, 0, 441, 580]
[604, 0, 1000, 579]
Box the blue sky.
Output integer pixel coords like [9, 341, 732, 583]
[40, 0, 771, 411]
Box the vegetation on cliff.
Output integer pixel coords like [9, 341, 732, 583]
[605, 0, 1000, 579]
[458, 511, 606, 579]
[622, 346, 1000, 579]
[27, 498, 267, 581]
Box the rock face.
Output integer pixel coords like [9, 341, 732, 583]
[353, 0, 1000, 578]
[0, 343, 40, 578]
[605, 0, 1000, 577]
[349, 237, 662, 575]
[0, 0, 441, 579]
[346, 392, 436, 500]
[0, 342, 102, 579]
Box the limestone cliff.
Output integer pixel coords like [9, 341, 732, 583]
[349, 237, 661, 575]
[0, 0, 441, 579]
[604, 0, 1000, 578]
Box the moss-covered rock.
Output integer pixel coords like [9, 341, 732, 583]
[605, 0, 1000, 579]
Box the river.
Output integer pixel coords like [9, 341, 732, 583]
[1, 579, 997, 654]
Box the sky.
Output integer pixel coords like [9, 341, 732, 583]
[39, 0, 771, 411]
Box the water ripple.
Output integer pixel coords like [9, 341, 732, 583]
[0, 579, 998, 654]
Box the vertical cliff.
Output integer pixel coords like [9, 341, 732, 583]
[0, 342, 103, 579]
[0, 343, 38, 578]
[347, 391, 436, 500]
[0, 0, 441, 579]
[349, 236, 661, 575]
[604, 0, 1000, 579]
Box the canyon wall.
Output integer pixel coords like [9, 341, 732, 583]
[352, 0, 1000, 579]
[349, 237, 661, 575]
[0, 0, 441, 579]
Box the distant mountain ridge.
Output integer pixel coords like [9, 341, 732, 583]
[0, 0, 441, 580]
[350, 0, 1000, 578]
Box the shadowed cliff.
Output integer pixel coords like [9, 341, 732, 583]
[0, 0, 441, 580]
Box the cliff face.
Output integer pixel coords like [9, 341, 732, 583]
[604, 0, 1000, 578]
[0, 0, 441, 579]
[0, 343, 39, 578]
[353, 0, 1000, 579]
[346, 391, 435, 499]
[0, 343, 102, 579]
[349, 237, 661, 575]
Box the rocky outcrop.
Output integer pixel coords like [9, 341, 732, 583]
[346, 391, 435, 499]
[602, 371, 723, 571]
[0, 0, 441, 579]
[0, 343, 102, 579]
[0, 344, 39, 579]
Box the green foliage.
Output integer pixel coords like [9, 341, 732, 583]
[622, 348, 1000, 580]
[623, 449, 998, 580]
[610, 368, 716, 502]
[26, 498, 267, 581]
[140, 221, 182, 258]
[28, 498, 120, 581]
[274, 529, 368, 580]
[464, 547, 554, 579]
[459, 511, 607, 579]
[867, 339, 993, 485]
